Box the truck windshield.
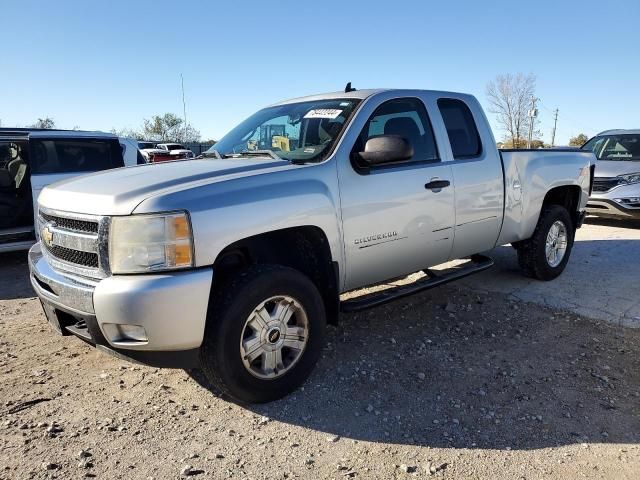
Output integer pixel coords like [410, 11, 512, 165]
[206, 99, 360, 163]
[583, 134, 640, 161]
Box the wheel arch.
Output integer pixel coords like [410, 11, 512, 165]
[541, 185, 582, 229]
[211, 226, 340, 325]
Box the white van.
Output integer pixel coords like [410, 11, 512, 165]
[0, 129, 143, 252]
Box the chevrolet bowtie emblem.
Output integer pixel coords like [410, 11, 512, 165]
[41, 224, 55, 247]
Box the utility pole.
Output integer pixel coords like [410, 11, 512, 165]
[550, 108, 559, 147]
[527, 96, 538, 149]
[180, 74, 188, 142]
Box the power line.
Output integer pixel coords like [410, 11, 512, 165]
[537, 99, 596, 135]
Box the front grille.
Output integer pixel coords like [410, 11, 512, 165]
[592, 177, 622, 193]
[44, 243, 99, 268]
[38, 208, 105, 278]
[40, 212, 98, 234]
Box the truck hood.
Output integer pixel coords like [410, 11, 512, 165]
[38, 158, 292, 216]
[594, 159, 640, 177]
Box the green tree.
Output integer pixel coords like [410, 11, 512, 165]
[110, 127, 143, 140]
[568, 133, 589, 147]
[141, 113, 200, 143]
[500, 138, 548, 149]
[31, 117, 56, 129]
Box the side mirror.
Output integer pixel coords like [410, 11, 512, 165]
[359, 135, 413, 165]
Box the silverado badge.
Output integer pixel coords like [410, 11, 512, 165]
[41, 224, 55, 248]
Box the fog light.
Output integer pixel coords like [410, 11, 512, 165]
[102, 323, 148, 343]
[614, 197, 640, 206]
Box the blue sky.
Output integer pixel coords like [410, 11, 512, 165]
[1, 0, 638, 144]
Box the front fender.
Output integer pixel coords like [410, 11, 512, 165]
[132, 162, 343, 274]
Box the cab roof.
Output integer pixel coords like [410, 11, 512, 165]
[269, 88, 474, 107]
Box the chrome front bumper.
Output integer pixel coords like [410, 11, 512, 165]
[29, 243, 98, 314]
[28, 243, 214, 367]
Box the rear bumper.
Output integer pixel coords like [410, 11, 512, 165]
[28, 243, 213, 368]
[586, 198, 640, 219]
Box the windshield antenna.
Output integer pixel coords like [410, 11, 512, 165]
[345, 82, 356, 93]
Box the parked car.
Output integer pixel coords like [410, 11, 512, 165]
[0, 129, 143, 252]
[137, 141, 166, 163]
[156, 143, 195, 159]
[29, 88, 594, 402]
[139, 141, 191, 162]
[582, 129, 640, 219]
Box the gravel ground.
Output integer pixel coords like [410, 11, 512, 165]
[1, 248, 639, 479]
[453, 218, 640, 327]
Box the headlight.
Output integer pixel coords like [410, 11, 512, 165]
[109, 212, 194, 273]
[619, 172, 640, 185]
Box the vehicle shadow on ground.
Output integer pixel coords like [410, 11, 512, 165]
[0, 251, 33, 300]
[191, 284, 640, 451]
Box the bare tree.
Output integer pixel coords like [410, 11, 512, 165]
[486, 73, 536, 148]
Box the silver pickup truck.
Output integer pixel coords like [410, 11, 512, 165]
[29, 88, 595, 402]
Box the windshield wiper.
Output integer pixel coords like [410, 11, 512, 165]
[237, 150, 281, 160]
[219, 149, 308, 165]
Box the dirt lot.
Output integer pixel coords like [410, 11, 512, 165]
[1, 223, 639, 479]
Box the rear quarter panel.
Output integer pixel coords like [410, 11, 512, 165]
[497, 150, 593, 245]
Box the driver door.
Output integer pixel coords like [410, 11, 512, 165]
[338, 97, 455, 290]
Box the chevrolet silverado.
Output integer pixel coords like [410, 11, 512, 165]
[29, 88, 595, 402]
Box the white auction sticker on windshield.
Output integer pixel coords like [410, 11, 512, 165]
[304, 109, 343, 119]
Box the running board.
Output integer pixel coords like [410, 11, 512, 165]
[340, 254, 494, 313]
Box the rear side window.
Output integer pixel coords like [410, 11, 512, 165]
[30, 139, 124, 174]
[437, 98, 482, 159]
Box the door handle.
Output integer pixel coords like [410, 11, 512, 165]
[425, 179, 451, 191]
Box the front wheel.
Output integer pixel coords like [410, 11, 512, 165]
[517, 205, 575, 280]
[200, 264, 326, 403]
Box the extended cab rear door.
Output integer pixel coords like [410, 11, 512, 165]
[435, 97, 504, 259]
[29, 135, 124, 207]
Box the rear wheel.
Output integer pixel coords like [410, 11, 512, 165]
[200, 264, 326, 403]
[517, 205, 574, 280]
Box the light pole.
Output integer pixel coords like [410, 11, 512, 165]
[527, 96, 538, 149]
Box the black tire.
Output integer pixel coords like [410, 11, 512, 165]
[517, 205, 575, 281]
[200, 264, 326, 403]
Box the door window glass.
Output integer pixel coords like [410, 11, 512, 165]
[437, 98, 482, 159]
[0, 141, 29, 189]
[355, 98, 439, 165]
[30, 139, 124, 174]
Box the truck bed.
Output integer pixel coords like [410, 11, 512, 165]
[497, 148, 594, 246]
